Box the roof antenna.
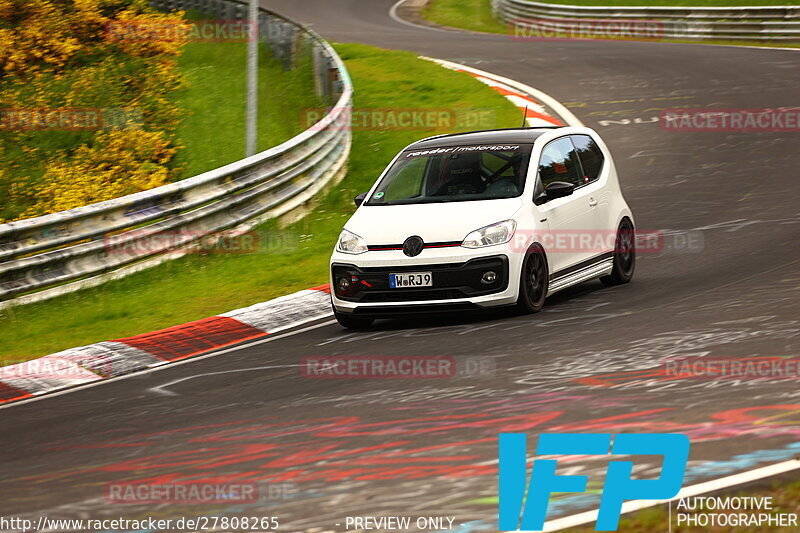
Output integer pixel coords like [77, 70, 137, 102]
[521, 106, 528, 128]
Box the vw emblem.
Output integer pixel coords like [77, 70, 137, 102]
[402, 235, 424, 257]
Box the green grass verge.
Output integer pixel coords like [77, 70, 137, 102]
[0, 43, 521, 364]
[421, 0, 508, 34]
[567, 476, 800, 532]
[174, 41, 320, 178]
[420, 0, 800, 47]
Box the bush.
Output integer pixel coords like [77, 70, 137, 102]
[28, 129, 177, 214]
[0, 0, 189, 221]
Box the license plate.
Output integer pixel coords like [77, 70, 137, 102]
[389, 272, 432, 289]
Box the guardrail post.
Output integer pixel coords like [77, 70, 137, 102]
[245, 0, 259, 157]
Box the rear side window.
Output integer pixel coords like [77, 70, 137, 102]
[571, 134, 605, 184]
[538, 137, 583, 188]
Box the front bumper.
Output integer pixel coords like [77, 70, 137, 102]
[330, 246, 522, 316]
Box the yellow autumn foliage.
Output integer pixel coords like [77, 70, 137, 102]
[25, 129, 176, 216]
[0, 1, 82, 75]
[109, 8, 192, 58]
[0, 0, 190, 221]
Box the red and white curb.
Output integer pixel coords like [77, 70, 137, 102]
[0, 285, 333, 405]
[463, 72, 563, 127]
[424, 57, 583, 128]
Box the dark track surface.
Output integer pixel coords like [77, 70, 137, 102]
[1, 2, 799, 531]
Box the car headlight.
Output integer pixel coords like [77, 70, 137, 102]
[336, 229, 368, 254]
[462, 220, 516, 248]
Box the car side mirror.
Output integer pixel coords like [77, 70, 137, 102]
[354, 192, 368, 207]
[544, 181, 574, 200]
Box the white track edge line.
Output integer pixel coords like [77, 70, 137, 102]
[542, 457, 800, 531]
[0, 316, 335, 411]
[421, 57, 584, 128]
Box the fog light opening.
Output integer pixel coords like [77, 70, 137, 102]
[337, 277, 351, 293]
[481, 270, 497, 284]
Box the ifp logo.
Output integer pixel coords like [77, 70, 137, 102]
[498, 433, 689, 531]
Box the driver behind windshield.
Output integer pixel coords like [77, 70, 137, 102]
[366, 144, 532, 205]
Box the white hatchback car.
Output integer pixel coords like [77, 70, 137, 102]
[329, 126, 635, 329]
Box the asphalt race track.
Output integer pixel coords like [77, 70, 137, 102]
[2, 1, 800, 531]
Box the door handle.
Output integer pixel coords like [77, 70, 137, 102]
[588, 197, 597, 207]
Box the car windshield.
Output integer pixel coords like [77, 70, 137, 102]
[365, 143, 533, 205]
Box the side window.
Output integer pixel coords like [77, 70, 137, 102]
[571, 134, 605, 184]
[376, 157, 427, 202]
[538, 137, 582, 189]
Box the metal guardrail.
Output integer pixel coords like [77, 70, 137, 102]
[493, 0, 800, 41]
[0, 0, 352, 302]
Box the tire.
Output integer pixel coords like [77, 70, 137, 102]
[334, 309, 374, 329]
[601, 218, 636, 286]
[516, 246, 549, 314]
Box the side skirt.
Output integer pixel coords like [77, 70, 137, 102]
[547, 253, 614, 295]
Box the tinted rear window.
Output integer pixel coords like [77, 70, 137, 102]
[572, 134, 605, 184]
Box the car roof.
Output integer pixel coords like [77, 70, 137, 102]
[408, 127, 559, 150]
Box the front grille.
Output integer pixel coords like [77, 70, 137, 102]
[332, 256, 508, 303]
[367, 241, 461, 252]
[359, 289, 465, 303]
[352, 302, 482, 316]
